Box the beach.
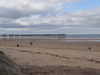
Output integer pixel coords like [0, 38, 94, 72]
[0, 39, 100, 75]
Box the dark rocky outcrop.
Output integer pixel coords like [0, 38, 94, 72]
[0, 51, 21, 75]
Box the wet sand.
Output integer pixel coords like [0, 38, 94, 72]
[0, 39, 100, 75]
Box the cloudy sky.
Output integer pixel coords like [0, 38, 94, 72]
[0, 0, 100, 34]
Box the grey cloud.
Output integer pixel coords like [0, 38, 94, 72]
[0, 7, 43, 19]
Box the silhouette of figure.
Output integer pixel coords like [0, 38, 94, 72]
[88, 47, 91, 50]
[33, 39, 35, 41]
[30, 42, 33, 45]
[17, 44, 19, 47]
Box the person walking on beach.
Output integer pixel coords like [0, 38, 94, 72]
[88, 47, 91, 50]
[30, 42, 33, 45]
[17, 44, 19, 47]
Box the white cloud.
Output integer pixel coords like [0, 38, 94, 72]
[15, 20, 30, 26]
[0, 0, 78, 12]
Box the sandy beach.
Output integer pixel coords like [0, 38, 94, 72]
[0, 39, 100, 75]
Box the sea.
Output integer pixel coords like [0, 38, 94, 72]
[65, 34, 100, 42]
[65, 34, 100, 39]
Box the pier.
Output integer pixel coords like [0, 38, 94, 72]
[0, 34, 66, 40]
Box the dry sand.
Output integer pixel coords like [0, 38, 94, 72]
[0, 39, 100, 75]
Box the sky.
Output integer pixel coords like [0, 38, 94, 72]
[0, 0, 100, 34]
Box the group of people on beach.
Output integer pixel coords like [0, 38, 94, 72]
[16, 40, 35, 47]
[17, 42, 33, 47]
[16, 40, 92, 51]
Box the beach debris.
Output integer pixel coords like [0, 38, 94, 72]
[88, 47, 91, 50]
[17, 44, 19, 47]
[30, 42, 33, 45]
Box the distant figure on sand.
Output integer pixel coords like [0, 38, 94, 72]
[33, 39, 35, 41]
[88, 47, 91, 50]
[17, 44, 19, 47]
[30, 42, 33, 45]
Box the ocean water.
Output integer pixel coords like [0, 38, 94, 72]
[65, 34, 100, 42]
[66, 34, 100, 39]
